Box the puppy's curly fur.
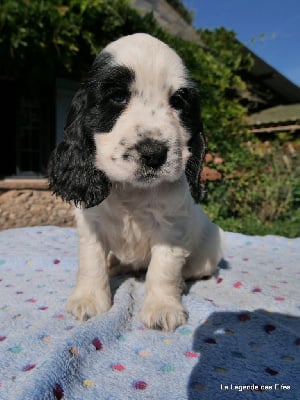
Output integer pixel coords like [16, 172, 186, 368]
[49, 33, 222, 331]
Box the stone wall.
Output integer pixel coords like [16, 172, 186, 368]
[0, 189, 74, 231]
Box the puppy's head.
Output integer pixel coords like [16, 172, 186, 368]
[49, 33, 206, 207]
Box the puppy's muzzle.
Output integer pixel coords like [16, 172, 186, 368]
[135, 138, 168, 169]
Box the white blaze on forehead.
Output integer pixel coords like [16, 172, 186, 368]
[104, 33, 187, 94]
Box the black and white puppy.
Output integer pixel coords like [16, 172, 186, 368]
[49, 33, 222, 331]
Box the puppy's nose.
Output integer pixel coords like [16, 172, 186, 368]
[136, 139, 168, 169]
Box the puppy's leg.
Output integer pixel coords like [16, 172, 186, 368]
[67, 221, 111, 321]
[140, 244, 189, 331]
[183, 223, 223, 280]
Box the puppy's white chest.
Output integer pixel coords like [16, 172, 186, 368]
[107, 209, 153, 268]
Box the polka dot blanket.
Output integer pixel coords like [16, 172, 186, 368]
[0, 226, 299, 400]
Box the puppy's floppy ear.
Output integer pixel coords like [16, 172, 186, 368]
[48, 87, 111, 208]
[185, 128, 207, 203]
[179, 84, 206, 203]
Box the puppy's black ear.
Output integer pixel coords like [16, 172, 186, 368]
[185, 128, 207, 203]
[174, 85, 206, 203]
[48, 87, 111, 208]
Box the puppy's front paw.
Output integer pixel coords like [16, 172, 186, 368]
[66, 289, 112, 321]
[140, 298, 188, 331]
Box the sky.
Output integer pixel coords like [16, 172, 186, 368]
[183, 0, 300, 86]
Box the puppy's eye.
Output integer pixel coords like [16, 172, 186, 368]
[169, 88, 190, 110]
[108, 89, 129, 106]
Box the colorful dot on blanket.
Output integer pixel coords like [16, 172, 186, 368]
[275, 297, 285, 301]
[238, 313, 251, 322]
[38, 306, 49, 311]
[185, 351, 199, 358]
[215, 367, 227, 374]
[40, 335, 52, 343]
[83, 379, 94, 388]
[191, 382, 206, 391]
[161, 364, 175, 372]
[0, 259, 6, 265]
[0, 336, 7, 342]
[53, 259, 61, 264]
[23, 364, 36, 372]
[53, 383, 64, 399]
[138, 349, 150, 357]
[65, 325, 74, 331]
[265, 367, 278, 376]
[264, 324, 276, 334]
[252, 287, 262, 293]
[234, 281, 242, 288]
[214, 328, 225, 335]
[134, 380, 148, 390]
[112, 363, 125, 371]
[281, 355, 294, 361]
[53, 314, 65, 320]
[8, 346, 22, 353]
[92, 338, 103, 351]
[26, 298, 37, 303]
[178, 327, 192, 335]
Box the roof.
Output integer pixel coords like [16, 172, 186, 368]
[247, 50, 300, 104]
[247, 103, 300, 126]
[132, 0, 204, 45]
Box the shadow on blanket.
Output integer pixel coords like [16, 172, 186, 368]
[188, 310, 300, 399]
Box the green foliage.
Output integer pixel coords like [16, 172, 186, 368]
[0, 0, 162, 80]
[203, 141, 300, 237]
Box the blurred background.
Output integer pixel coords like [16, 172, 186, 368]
[0, 0, 299, 237]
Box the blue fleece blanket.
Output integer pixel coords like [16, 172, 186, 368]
[0, 226, 299, 400]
